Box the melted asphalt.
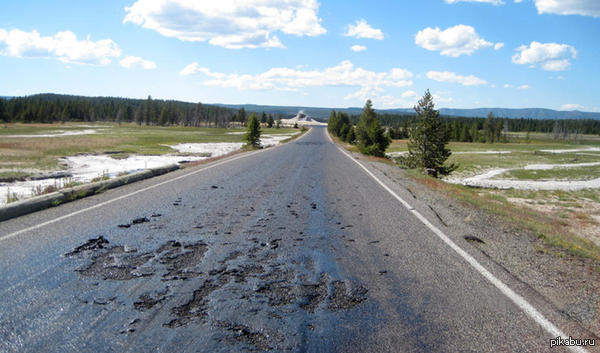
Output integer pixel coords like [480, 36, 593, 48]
[0, 127, 577, 352]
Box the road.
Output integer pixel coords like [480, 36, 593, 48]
[0, 127, 592, 352]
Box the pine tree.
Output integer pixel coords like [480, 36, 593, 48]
[355, 100, 390, 157]
[484, 112, 497, 143]
[404, 90, 457, 177]
[159, 106, 169, 125]
[260, 111, 267, 124]
[345, 125, 356, 144]
[246, 113, 261, 147]
[238, 107, 247, 126]
[267, 114, 274, 128]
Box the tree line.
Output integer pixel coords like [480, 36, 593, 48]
[0, 94, 279, 128]
[328, 100, 390, 157]
[345, 111, 600, 142]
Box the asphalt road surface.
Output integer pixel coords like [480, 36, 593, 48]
[0, 127, 592, 352]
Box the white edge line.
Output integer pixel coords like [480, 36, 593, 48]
[326, 129, 588, 353]
[0, 128, 311, 243]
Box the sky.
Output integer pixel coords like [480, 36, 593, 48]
[0, 0, 599, 111]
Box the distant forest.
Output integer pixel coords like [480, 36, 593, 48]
[1, 94, 600, 141]
[351, 113, 600, 142]
[0, 94, 279, 128]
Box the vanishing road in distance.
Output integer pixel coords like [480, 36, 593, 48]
[0, 127, 590, 352]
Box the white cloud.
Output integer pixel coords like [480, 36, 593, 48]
[401, 90, 417, 98]
[415, 25, 494, 57]
[426, 71, 487, 86]
[535, 0, 600, 17]
[432, 93, 453, 103]
[494, 42, 504, 50]
[0, 28, 121, 65]
[560, 103, 585, 110]
[351, 45, 367, 52]
[344, 20, 384, 40]
[512, 41, 577, 71]
[344, 86, 383, 101]
[120, 55, 156, 69]
[123, 0, 326, 49]
[503, 83, 513, 88]
[445, 0, 505, 4]
[181, 61, 413, 96]
[517, 84, 530, 90]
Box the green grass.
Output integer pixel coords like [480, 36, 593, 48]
[404, 170, 600, 263]
[497, 164, 600, 181]
[388, 137, 600, 177]
[385, 134, 600, 265]
[0, 123, 298, 172]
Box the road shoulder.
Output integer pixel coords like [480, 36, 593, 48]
[350, 149, 600, 339]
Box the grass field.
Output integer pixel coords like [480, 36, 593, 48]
[0, 122, 298, 178]
[387, 132, 600, 263]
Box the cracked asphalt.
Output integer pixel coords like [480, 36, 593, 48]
[0, 127, 588, 352]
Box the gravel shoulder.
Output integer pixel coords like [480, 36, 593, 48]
[356, 153, 600, 338]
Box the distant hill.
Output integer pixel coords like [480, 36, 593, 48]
[437, 108, 600, 120]
[220, 103, 600, 120]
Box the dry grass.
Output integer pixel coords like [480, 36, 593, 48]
[405, 169, 600, 263]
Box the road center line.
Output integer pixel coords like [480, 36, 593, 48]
[327, 129, 588, 353]
[0, 129, 311, 243]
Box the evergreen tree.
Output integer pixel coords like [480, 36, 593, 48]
[470, 122, 479, 143]
[260, 111, 267, 124]
[267, 114, 274, 128]
[345, 125, 356, 144]
[484, 112, 497, 143]
[404, 90, 457, 177]
[238, 107, 247, 126]
[246, 113, 261, 147]
[159, 106, 169, 125]
[355, 100, 390, 157]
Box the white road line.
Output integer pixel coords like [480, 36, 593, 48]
[0, 129, 311, 243]
[327, 129, 588, 353]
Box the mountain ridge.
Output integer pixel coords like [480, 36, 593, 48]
[218, 103, 600, 120]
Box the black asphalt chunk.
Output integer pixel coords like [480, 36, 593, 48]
[464, 235, 485, 244]
[132, 217, 150, 224]
[65, 236, 110, 256]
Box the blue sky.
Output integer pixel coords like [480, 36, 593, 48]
[1, 0, 598, 111]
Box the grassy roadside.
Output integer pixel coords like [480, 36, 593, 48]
[403, 169, 600, 263]
[0, 123, 299, 176]
[331, 130, 600, 264]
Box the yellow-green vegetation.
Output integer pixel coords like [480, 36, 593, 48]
[388, 133, 600, 264]
[0, 122, 298, 175]
[405, 169, 600, 263]
[389, 137, 600, 176]
[497, 164, 600, 181]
